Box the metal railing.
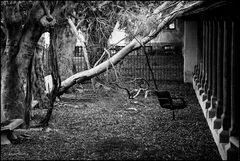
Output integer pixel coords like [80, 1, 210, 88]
[73, 45, 183, 82]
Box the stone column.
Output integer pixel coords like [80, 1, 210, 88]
[183, 20, 198, 83]
[226, 18, 239, 160]
[203, 20, 209, 101]
[213, 18, 224, 130]
[208, 19, 218, 118]
[194, 21, 203, 87]
[206, 20, 213, 109]
[219, 18, 232, 144]
[199, 20, 206, 95]
[229, 18, 239, 140]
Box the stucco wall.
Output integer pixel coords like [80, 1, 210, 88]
[151, 19, 184, 43]
[183, 20, 198, 83]
[149, 19, 184, 54]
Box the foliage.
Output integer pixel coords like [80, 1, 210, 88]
[117, 1, 174, 40]
[73, 1, 119, 47]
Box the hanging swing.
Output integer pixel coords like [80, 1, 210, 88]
[137, 38, 187, 120]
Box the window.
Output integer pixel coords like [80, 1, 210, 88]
[166, 21, 176, 30]
[168, 22, 175, 29]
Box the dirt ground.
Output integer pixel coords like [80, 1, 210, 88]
[1, 81, 222, 160]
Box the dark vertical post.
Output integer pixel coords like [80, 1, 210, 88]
[203, 20, 209, 101]
[209, 19, 218, 118]
[219, 18, 232, 143]
[229, 18, 239, 140]
[195, 20, 203, 88]
[199, 20, 203, 82]
[206, 20, 213, 109]
[213, 18, 224, 130]
[226, 17, 240, 160]
[199, 20, 206, 95]
[193, 21, 200, 84]
[197, 21, 202, 88]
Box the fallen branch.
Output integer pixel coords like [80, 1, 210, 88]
[55, 1, 203, 96]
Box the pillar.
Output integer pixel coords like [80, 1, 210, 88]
[226, 18, 240, 160]
[194, 21, 203, 86]
[206, 20, 213, 109]
[202, 20, 209, 101]
[208, 19, 218, 118]
[199, 20, 206, 95]
[219, 18, 232, 144]
[213, 18, 224, 130]
[183, 20, 198, 83]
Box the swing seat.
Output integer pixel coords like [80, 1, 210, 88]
[154, 90, 187, 120]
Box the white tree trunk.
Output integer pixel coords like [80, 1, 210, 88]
[68, 18, 96, 91]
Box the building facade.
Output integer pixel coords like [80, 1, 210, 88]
[181, 1, 239, 160]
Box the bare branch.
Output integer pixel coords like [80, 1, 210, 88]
[67, 18, 84, 45]
[68, 13, 79, 21]
[40, 1, 53, 21]
[98, 1, 112, 10]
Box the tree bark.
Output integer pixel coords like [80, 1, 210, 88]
[1, 2, 55, 127]
[54, 23, 77, 81]
[1, 45, 24, 123]
[15, 22, 45, 127]
[31, 39, 50, 109]
[39, 27, 61, 127]
[1, 2, 24, 123]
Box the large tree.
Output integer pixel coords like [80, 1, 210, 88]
[1, 1, 45, 125]
[1, 1, 203, 127]
[1, 1, 65, 126]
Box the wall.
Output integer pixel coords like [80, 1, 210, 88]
[149, 19, 184, 53]
[183, 20, 198, 83]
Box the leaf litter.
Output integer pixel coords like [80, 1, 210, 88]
[1, 81, 221, 160]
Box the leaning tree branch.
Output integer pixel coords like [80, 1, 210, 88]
[54, 1, 203, 96]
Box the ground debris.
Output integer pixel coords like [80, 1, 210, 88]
[1, 82, 221, 160]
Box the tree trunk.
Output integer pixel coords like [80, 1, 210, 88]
[39, 27, 61, 127]
[1, 34, 43, 126]
[1, 28, 7, 122]
[55, 24, 77, 81]
[32, 41, 50, 109]
[1, 3, 24, 123]
[15, 24, 45, 127]
[1, 45, 24, 123]
[1, 2, 51, 127]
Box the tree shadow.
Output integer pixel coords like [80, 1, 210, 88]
[95, 137, 140, 158]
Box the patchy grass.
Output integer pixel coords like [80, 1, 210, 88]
[1, 81, 221, 160]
